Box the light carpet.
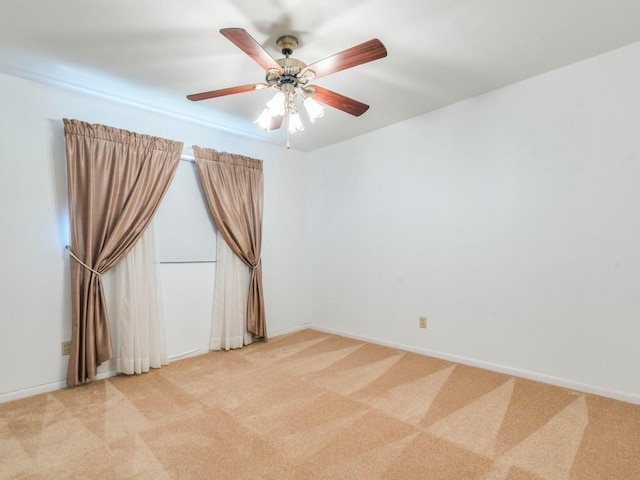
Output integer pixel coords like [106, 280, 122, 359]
[1, 329, 639, 479]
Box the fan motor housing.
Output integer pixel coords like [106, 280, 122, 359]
[276, 57, 306, 70]
[266, 57, 309, 88]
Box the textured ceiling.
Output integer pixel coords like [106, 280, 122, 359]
[1, 0, 640, 151]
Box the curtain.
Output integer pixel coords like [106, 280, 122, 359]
[113, 219, 168, 373]
[64, 119, 181, 386]
[193, 146, 267, 339]
[210, 229, 253, 350]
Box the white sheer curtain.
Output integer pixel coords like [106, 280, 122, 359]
[113, 221, 168, 374]
[210, 230, 253, 351]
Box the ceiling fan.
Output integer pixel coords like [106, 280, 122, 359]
[187, 28, 387, 136]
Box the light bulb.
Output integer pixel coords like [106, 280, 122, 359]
[303, 96, 325, 122]
[254, 108, 272, 130]
[266, 91, 285, 117]
[287, 112, 304, 134]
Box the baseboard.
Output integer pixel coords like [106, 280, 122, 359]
[268, 323, 313, 338]
[165, 324, 312, 361]
[17, 323, 624, 406]
[0, 370, 117, 404]
[168, 347, 210, 362]
[0, 381, 66, 404]
[312, 326, 640, 405]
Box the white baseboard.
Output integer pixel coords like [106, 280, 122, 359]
[0, 381, 66, 404]
[0, 370, 117, 404]
[312, 326, 640, 405]
[165, 324, 313, 362]
[7, 322, 634, 406]
[168, 347, 210, 362]
[268, 323, 313, 338]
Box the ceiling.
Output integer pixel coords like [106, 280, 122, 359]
[1, 0, 640, 152]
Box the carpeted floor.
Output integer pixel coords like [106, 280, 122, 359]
[1, 329, 639, 479]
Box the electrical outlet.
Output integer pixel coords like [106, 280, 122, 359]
[419, 316, 427, 329]
[61, 341, 71, 356]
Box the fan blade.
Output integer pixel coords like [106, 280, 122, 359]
[187, 84, 267, 101]
[310, 86, 370, 116]
[220, 28, 283, 73]
[302, 39, 387, 80]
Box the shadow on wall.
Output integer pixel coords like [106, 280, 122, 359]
[48, 118, 72, 343]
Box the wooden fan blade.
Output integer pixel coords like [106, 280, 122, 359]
[220, 28, 283, 73]
[302, 39, 387, 80]
[187, 84, 267, 101]
[310, 86, 370, 116]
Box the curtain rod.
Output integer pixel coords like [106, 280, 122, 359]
[180, 145, 195, 163]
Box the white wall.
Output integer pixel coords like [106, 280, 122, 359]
[3, 40, 639, 404]
[307, 42, 640, 403]
[0, 72, 310, 400]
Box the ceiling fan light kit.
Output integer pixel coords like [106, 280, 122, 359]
[187, 28, 387, 144]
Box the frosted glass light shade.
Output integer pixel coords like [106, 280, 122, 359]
[254, 108, 272, 130]
[303, 96, 325, 122]
[288, 112, 304, 134]
[266, 91, 286, 117]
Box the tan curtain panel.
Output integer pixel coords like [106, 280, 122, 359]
[193, 146, 267, 339]
[64, 119, 182, 386]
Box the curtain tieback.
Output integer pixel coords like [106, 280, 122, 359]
[251, 257, 262, 269]
[65, 246, 102, 277]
